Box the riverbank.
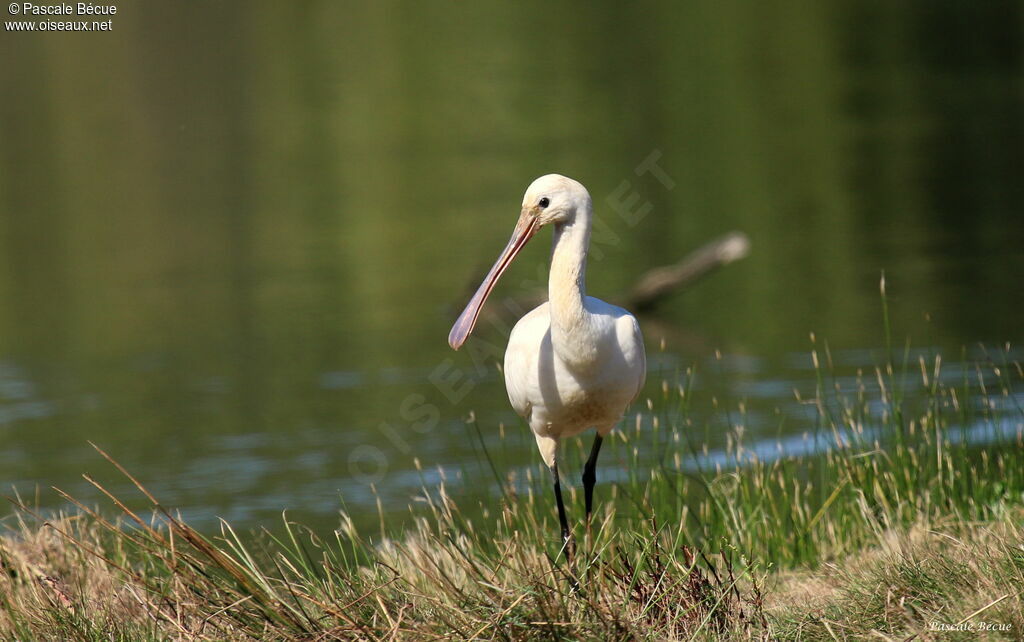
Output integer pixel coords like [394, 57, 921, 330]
[2, 343, 1022, 639]
[2, 491, 1022, 639]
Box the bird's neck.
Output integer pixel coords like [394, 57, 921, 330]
[548, 206, 595, 367]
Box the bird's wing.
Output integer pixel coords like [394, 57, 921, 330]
[624, 313, 647, 404]
[503, 304, 549, 421]
[503, 343, 532, 419]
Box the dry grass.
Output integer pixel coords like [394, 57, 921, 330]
[2, 493, 1022, 640]
[1, 480, 769, 640]
[2, 314, 1022, 639]
[768, 515, 1024, 640]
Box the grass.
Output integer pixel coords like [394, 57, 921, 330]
[3, 497, 1023, 640]
[768, 514, 1024, 638]
[2, 310, 1023, 638]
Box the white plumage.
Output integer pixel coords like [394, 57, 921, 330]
[449, 174, 646, 550]
[503, 298, 645, 467]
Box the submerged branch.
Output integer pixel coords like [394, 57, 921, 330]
[623, 231, 750, 311]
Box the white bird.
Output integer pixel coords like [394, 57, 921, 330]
[449, 174, 646, 551]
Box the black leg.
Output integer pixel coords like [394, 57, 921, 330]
[582, 434, 604, 525]
[552, 462, 572, 560]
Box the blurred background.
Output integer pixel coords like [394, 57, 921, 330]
[1, 1, 1021, 532]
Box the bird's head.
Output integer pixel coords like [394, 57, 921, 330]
[448, 174, 590, 350]
[520, 174, 592, 228]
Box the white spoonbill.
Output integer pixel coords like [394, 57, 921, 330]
[449, 174, 646, 549]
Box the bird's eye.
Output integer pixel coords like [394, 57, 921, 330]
[539, 197, 550, 208]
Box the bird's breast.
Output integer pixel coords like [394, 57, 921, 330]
[545, 386, 620, 432]
[503, 301, 644, 438]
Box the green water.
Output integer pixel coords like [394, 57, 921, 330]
[1, 1, 1021, 532]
